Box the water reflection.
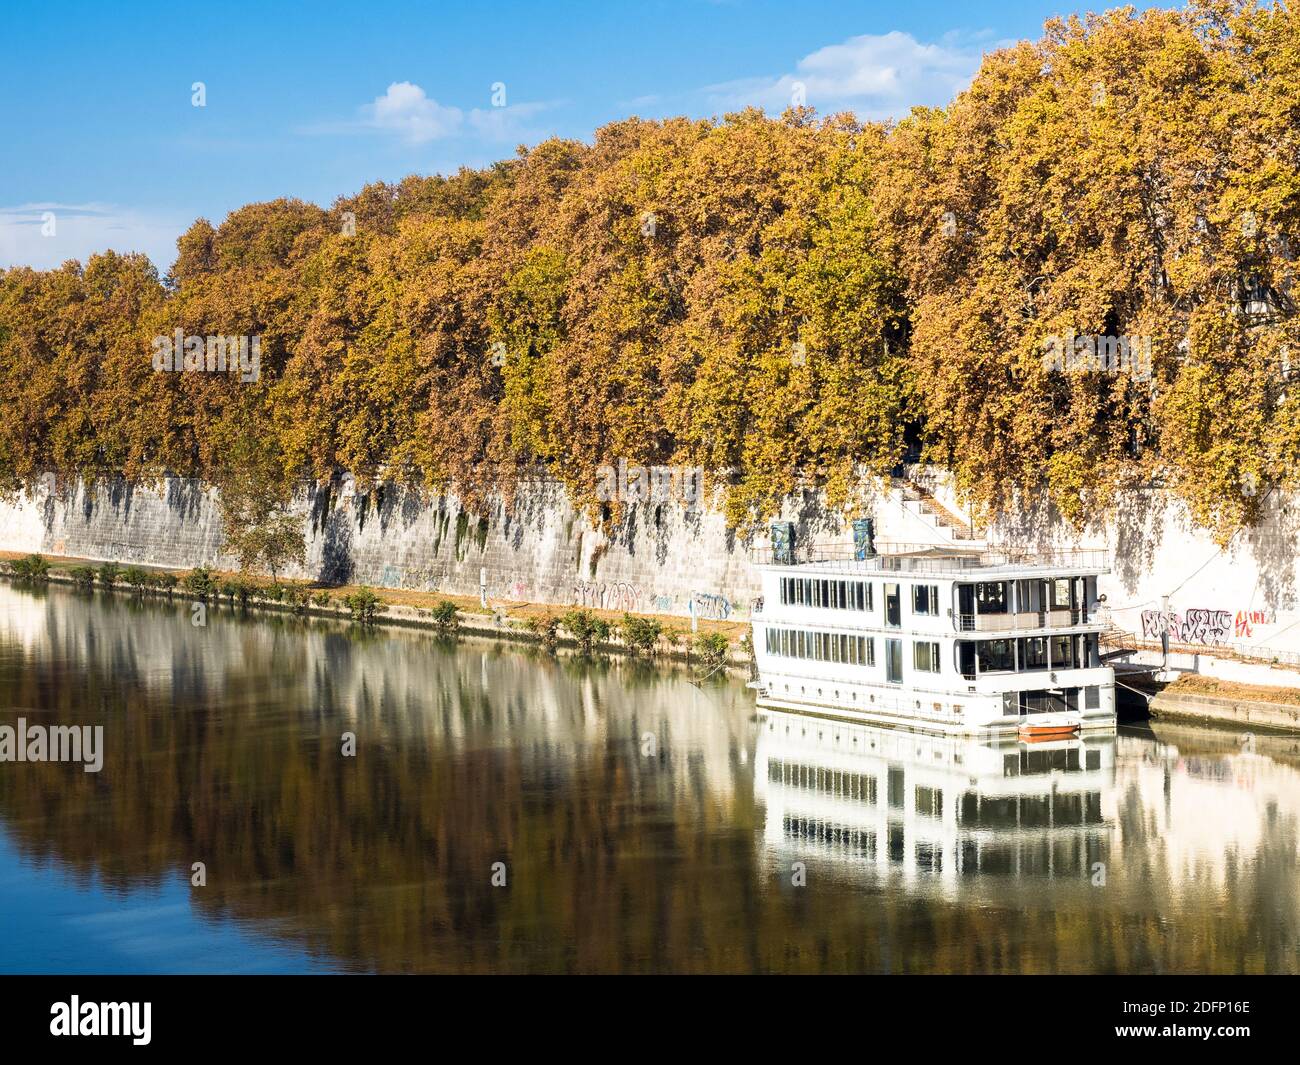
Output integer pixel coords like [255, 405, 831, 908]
[0, 583, 1298, 973]
[756, 712, 1112, 896]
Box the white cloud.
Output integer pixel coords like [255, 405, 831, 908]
[303, 82, 557, 146]
[367, 81, 464, 144]
[0, 203, 188, 273]
[703, 30, 998, 120]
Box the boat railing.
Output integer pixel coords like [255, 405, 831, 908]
[749, 540, 1109, 574]
[952, 609, 1099, 633]
[759, 671, 984, 714]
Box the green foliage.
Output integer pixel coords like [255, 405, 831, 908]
[311, 591, 333, 608]
[121, 566, 150, 592]
[431, 600, 460, 634]
[525, 613, 560, 651]
[561, 609, 611, 653]
[620, 613, 663, 655]
[8, 555, 51, 580]
[152, 571, 178, 595]
[693, 632, 730, 667]
[97, 562, 120, 587]
[343, 587, 385, 624]
[182, 566, 218, 599]
[222, 578, 260, 605]
[67, 565, 96, 588]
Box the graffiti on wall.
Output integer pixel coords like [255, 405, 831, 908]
[568, 583, 738, 619]
[691, 591, 733, 621]
[1234, 610, 1270, 639]
[1140, 608, 1234, 646]
[572, 580, 643, 613]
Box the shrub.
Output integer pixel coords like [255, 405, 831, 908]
[343, 587, 385, 623]
[694, 632, 730, 667]
[660, 626, 685, 654]
[96, 561, 120, 587]
[67, 565, 96, 589]
[431, 600, 460, 634]
[311, 591, 333, 608]
[561, 608, 611, 653]
[283, 584, 310, 613]
[152, 571, 178, 595]
[120, 566, 151, 592]
[182, 566, 217, 599]
[621, 613, 663, 655]
[218, 578, 253, 605]
[525, 613, 560, 651]
[8, 554, 50, 580]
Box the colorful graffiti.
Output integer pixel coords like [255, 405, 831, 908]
[1141, 608, 1234, 646]
[1234, 610, 1270, 639]
[691, 591, 733, 621]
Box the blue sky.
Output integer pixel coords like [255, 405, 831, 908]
[1, 0, 1141, 273]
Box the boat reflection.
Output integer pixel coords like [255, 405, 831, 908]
[756, 709, 1113, 895]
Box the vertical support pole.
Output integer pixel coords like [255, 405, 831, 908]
[1161, 594, 1170, 670]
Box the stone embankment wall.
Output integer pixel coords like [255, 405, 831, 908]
[1, 472, 1298, 657]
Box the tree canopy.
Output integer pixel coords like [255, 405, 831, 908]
[1, 1, 1295, 542]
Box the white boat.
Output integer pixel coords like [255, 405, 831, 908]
[749, 540, 1117, 736]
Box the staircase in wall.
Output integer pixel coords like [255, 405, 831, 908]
[887, 475, 985, 547]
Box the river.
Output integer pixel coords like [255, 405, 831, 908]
[0, 583, 1296, 973]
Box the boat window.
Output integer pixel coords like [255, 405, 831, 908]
[977, 639, 1015, 673]
[1051, 633, 1078, 669]
[863, 637, 875, 666]
[912, 584, 939, 616]
[975, 582, 1008, 614]
[884, 584, 901, 627]
[1020, 636, 1048, 670]
[1051, 578, 1072, 609]
[957, 641, 976, 678]
[1082, 633, 1099, 667]
[913, 641, 940, 673]
[885, 638, 903, 683]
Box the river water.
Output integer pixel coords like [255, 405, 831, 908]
[0, 583, 1297, 973]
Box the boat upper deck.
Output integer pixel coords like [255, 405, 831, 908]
[750, 542, 1109, 580]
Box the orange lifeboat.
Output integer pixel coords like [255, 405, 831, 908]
[1018, 713, 1081, 740]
